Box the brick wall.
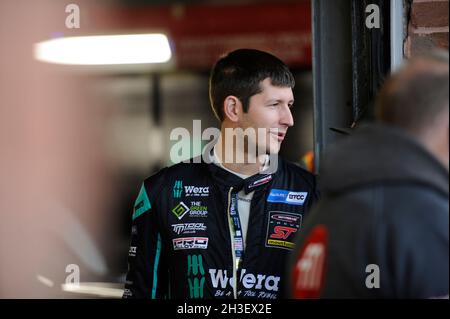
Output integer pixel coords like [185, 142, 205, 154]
[404, 0, 449, 57]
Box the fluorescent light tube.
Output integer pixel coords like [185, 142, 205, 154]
[34, 34, 172, 65]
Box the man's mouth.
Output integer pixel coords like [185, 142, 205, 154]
[270, 130, 286, 142]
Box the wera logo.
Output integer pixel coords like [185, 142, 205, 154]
[187, 255, 205, 299]
[173, 180, 183, 198]
[209, 269, 280, 292]
[184, 186, 210, 197]
[172, 202, 190, 220]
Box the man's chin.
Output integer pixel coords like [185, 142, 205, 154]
[267, 143, 281, 155]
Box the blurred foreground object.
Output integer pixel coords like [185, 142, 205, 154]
[289, 50, 449, 298]
[0, 0, 115, 297]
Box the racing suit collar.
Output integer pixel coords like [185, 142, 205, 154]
[205, 147, 277, 193]
[207, 162, 274, 194]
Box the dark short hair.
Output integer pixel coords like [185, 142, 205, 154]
[209, 48, 295, 121]
[376, 50, 449, 134]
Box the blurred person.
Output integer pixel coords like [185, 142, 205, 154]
[289, 50, 449, 298]
[0, 0, 115, 297]
[123, 49, 319, 299]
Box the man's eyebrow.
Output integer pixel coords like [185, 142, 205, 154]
[266, 99, 295, 103]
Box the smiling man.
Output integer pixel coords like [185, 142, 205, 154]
[123, 49, 319, 299]
[214, 76, 294, 174]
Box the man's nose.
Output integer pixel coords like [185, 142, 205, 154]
[280, 105, 294, 127]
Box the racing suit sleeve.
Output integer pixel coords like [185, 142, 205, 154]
[123, 170, 169, 299]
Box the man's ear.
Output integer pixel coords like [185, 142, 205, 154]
[223, 96, 241, 122]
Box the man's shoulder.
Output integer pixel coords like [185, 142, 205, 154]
[279, 157, 317, 184]
[333, 184, 449, 230]
[380, 184, 448, 222]
[142, 159, 208, 189]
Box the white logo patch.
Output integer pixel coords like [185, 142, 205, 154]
[172, 223, 207, 235]
[173, 237, 209, 250]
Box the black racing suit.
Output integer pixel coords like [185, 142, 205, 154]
[123, 155, 319, 299]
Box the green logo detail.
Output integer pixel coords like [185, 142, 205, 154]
[190, 205, 208, 211]
[187, 255, 205, 299]
[173, 180, 183, 198]
[172, 202, 190, 220]
[132, 184, 151, 221]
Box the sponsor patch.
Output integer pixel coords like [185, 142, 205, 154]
[173, 237, 209, 250]
[189, 201, 208, 218]
[132, 184, 151, 220]
[248, 175, 272, 190]
[172, 202, 190, 220]
[173, 180, 183, 198]
[172, 223, 206, 235]
[187, 255, 206, 299]
[267, 189, 308, 206]
[184, 185, 210, 197]
[209, 268, 280, 293]
[265, 211, 302, 250]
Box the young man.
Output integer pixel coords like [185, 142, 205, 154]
[289, 51, 449, 299]
[123, 49, 319, 299]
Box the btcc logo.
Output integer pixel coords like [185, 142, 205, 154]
[288, 193, 305, 201]
[267, 189, 308, 206]
[286, 192, 307, 204]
